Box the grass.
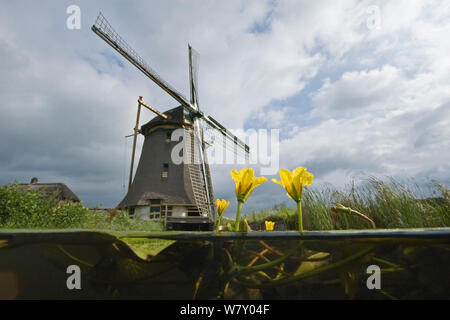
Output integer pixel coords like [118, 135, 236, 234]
[0, 184, 164, 231]
[245, 177, 450, 231]
[1, 178, 449, 231]
[83, 209, 164, 231]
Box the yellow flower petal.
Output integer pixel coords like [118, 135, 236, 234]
[216, 198, 230, 215]
[273, 166, 314, 202]
[230, 170, 240, 182]
[254, 176, 268, 186]
[265, 220, 275, 231]
[272, 178, 283, 185]
[292, 166, 306, 176]
[230, 168, 267, 203]
[279, 169, 298, 200]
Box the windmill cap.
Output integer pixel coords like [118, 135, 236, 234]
[141, 105, 189, 134]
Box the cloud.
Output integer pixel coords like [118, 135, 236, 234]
[0, 0, 449, 211]
[311, 65, 403, 118]
[281, 65, 450, 189]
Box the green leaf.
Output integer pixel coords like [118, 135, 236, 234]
[294, 252, 330, 276]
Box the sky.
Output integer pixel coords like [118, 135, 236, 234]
[0, 1, 449, 216]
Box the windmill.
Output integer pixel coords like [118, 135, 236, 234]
[92, 13, 249, 230]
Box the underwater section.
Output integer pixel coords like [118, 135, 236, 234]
[0, 229, 449, 299]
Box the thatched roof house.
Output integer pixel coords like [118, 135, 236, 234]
[21, 178, 80, 202]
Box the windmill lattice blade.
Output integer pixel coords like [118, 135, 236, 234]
[189, 45, 200, 110]
[203, 124, 249, 160]
[92, 13, 193, 111]
[203, 115, 250, 154]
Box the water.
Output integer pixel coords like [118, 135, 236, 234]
[0, 229, 449, 299]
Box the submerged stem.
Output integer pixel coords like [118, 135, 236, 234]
[372, 256, 400, 268]
[247, 248, 269, 266]
[193, 274, 203, 300]
[238, 245, 376, 288]
[258, 240, 284, 256]
[238, 241, 303, 275]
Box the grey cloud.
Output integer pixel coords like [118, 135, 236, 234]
[413, 103, 450, 149]
[311, 65, 402, 118]
[1, 0, 449, 212]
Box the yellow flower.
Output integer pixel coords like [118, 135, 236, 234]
[265, 220, 275, 231]
[272, 167, 314, 202]
[231, 168, 267, 203]
[272, 166, 314, 233]
[216, 199, 230, 216]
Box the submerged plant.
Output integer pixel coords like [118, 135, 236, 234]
[216, 199, 230, 232]
[230, 168, 267, 231]
[272, 166, 314, 233]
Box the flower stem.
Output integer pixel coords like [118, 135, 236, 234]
[216, 216, 222, 232]
[234, 201, 243, 231]
[297, 200, 303, 234]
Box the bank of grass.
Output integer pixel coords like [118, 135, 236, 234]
[1, 178, 449, 231]
[245, 178, 450, 231]
[0, 184, 163, 231]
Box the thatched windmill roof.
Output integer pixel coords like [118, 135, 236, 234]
[142, 106, 184, 128]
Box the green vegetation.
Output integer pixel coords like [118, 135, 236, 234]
[84, 209, 164, 231]
[245, 178, 450, 230]
[1, 178, 449, 231]
[0, 184, 163, 231]
[120, 238, 176, 259]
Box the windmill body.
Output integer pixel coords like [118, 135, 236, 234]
[119, 105, 215, 230]
[92, 13, 248, 230]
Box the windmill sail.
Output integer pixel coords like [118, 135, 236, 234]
[188, 44, 216, 219]
[92, 12, 250, 229]
[189, 45, 200, 108]
[92, 13, 192, 111]
[92, 13, 249, 154]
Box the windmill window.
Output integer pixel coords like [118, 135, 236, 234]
[150, 213, 161, 220]
[149, 200, 161, 219]
[150, 206, 160, 213]
[166, 131, 172, 143]
[162, 163, 169, 179]
[161, 205, 170, 217]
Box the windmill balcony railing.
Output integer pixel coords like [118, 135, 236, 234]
[132, 203, 213, 221]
